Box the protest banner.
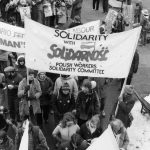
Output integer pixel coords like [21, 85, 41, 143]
[87, 125, 120, 150]
[19, 6, 31, 21]
[0, 22, 25, 53]
[0, 19, 100, 53]
[19, 120, 29, 150]
[25, 18, 141, 78]
[105, 9, 118, 33]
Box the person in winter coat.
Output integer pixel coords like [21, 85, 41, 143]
[112, 13, 128, 33]
[53, 74, 78, 100]
[89, 77, 106, 117]
[0, 130, 14, 150]
[120, 50, 139, 88]
[79, 114, 102, 145]
[127, 50, 139, 85]
[116, 85, 136, 128]
[4, 66, 22, 121]
[52, 112, 80, 147]
[134, 2, 142, 23]
[15, 120, 49, 150]
[18, 69, 42, 127]
[37, 71, 53, 124]
[57, 0, 67, 29]
[71, 0, 83, 20]
[76, 79, 100, 126]
[58, 133, 89, 150]
[69, 15, 82, 28]
[15, 55, 27, 80]
[140, 9, 150, 46]
[92, 0, 100, 11]
[52, 82, 75, 125]
[110, 119, 129, 150]
[0, 73, 6, 107]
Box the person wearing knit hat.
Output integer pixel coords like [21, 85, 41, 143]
[76, 79, 100, 126]
[36, 70, 53, 125]
[116, 85, 137, 128]
[15, 55, 27, 79]
[52, 81, 75, 125]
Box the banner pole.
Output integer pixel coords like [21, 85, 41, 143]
[26, 68, 30, 108]
[115, 77, 127, 116]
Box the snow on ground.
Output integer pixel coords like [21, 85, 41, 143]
[127, 95, 150, 150]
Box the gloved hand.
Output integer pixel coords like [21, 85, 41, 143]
[25, 85, 30, 93]
[27, 96, 35, 101]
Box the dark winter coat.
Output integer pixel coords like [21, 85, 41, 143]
[0, 136, 14, 150]
[71, 0, 83, 19]
[37, 76, 53, 106]
[116, 94, 136, 128]
[52, 89, 75, 114]
[15, 124, 49, 150]
[15, 65, 27, 79]
[6, 73, 22, 97]
[79, 121, 102, 141]
[76, 90, 100, 121]
[129, 51, 139, 76]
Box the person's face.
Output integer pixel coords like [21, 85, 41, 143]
[90, 119, 97, 128]
[39, 73, 46, 80]
[66, 121, 74, 127]
[29, 74, 34, 83]
[62, 89, 69, 95]
[82, 86, 89, 94]
[19, 59, 25, 66]
[112, 125, 121, 135]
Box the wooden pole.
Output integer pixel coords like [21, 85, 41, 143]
[115, 77, 127, 116]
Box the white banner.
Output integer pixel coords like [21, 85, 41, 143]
[25, 18, 141, 78]
[0, 20, 100, 53]
[0, 22, 25, 53]
[105, 9, 118, 33]
[87, 126, 120, 150]
[19, 120, 29, 150]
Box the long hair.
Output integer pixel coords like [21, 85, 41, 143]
[60, 112, 77, 128]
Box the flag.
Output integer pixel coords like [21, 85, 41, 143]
[19, 119, 29, 150]
[87, 125, 120, 150]
[25, 18, 141, 78]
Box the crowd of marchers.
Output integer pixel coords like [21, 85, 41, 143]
[0, 0, 150, 150]
[0, 51, 139, 150]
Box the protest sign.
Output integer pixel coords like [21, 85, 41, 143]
[109, 0, 126, 8]
[0, 22, 25, 53]
[123, 5, 133, 28]
[0, 19, 100, 53]
[105, 9, 118, 33]
[19, 6, 31, 21]
[25, 18, 141, 78]
[87, 126, 120, 150]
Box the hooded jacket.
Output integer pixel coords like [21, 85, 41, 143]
[53, 76, 78, 100]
